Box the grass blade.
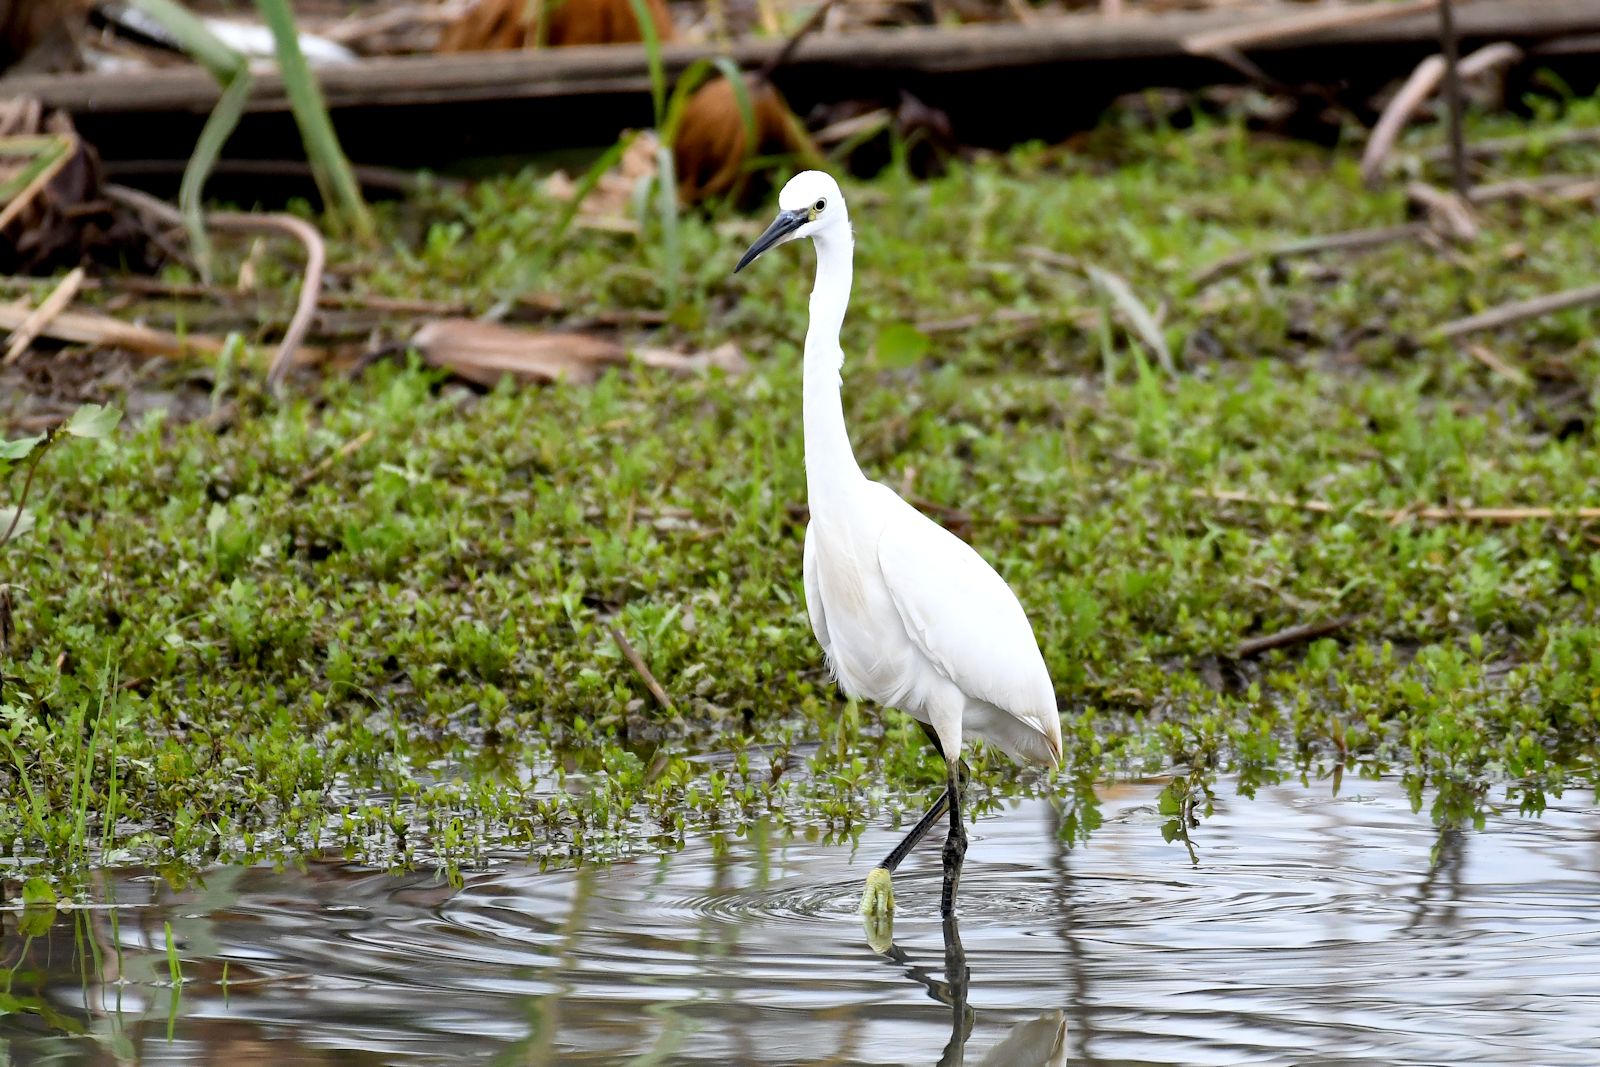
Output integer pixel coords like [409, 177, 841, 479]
[128, 0, 244, 81]
[1086, 264, 1177, 377]
[626, 0, 666, 127]
[128, 0, 251, 277]
[654, 140, 681, 305]
[659, 58, 715, 147]
[253, 0, 374, 239]
[710, 58, 757, 149]
[553, 133, 637, 248]
[179, 71, 253, 280]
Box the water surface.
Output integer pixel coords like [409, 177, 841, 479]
[4, 776, 1599, 1064]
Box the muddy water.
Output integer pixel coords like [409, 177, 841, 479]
[3, 776, 1599, 1065]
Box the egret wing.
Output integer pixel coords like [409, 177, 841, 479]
[874, 490, 1056, 728]
[802, 522, 831, 655]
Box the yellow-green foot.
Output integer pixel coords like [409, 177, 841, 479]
[860, 866, 895, 953]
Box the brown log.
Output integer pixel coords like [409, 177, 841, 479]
[7, 2, 1600, 117]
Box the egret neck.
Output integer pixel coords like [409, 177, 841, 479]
[802, 225, 864, 508]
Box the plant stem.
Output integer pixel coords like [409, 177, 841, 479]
[254, 0, 374, 240]
[0, 435, 51, 550]
[1437, 0, 1468, 194]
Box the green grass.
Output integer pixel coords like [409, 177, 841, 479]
[5, 94, 1600, 894]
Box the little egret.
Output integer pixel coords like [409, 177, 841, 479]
[735, 171, 1062, 919]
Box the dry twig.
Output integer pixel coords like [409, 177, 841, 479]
[1198, 487, 1600, 524]
[2, 266, 83, 366]
[107, 185, 327, 394]
[1462, 342, 1529, 385]
[1236, 615, 1358, 658]
[213, 213, 326, 393]
[1191, 223, 1430, 288]
[292, 428, 376, 493]
[1405, 181, 1477, 240]
[1468, 174, 1600, 205]
[609, 625, 675, 714]
[1434, 283, 1600, 340]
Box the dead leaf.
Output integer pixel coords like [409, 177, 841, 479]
[409, 319, 749, 387]
[410, 319, 626, 386]
[439, 0, 673, 52]
[674, 76, 819, 206]
[542, 130, 659, 225]
[634, 341, 748, 375]
[0, 506, 35, 543]
[0, 105, 162, 275]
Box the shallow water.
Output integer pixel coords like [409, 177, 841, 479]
[3, 776, 1599, 1065]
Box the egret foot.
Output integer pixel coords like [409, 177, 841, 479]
[861, 865, 895, 916]
[860, 866, 895, 953]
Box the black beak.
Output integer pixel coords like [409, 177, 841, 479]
[734, 209, 808, 274]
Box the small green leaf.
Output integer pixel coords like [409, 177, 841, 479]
[874, 324, 930, 369]
[63, 403, 122, 439]
[18, 907, 56, 937]
[1156, 786, 1181, 816]
[0, 434, 45, 460]
[22, 876, 57, 907]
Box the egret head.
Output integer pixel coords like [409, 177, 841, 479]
[734, 170, 848, 273]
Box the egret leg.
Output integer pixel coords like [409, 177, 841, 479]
[862, 723, 966, 928]
[873, 722, 966, 874]
[940, 753, 968, 918]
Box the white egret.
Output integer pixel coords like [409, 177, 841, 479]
[735, 171, 1062, 918]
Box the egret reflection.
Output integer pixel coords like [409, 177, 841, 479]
[874, 913, 1069, 1066]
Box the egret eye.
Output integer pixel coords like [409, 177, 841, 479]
[814, 198, 827, 212]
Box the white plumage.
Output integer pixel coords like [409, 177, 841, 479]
[806, 482, 1061, 769]
[736, 170, 1061, 918]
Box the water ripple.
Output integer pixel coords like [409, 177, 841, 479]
[4, 776, 1599, 1065]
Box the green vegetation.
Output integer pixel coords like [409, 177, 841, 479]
[5, 95, 1600, 897]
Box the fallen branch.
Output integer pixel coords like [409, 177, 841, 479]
[0, 273, 471, 318]
[1236, 615, 1358, 658]
[1423, 127, 1600, 164]
[1434, 282, 1600, 340]
[1184, 0, 1438, 56]
[609, 625, 675, 714]
[0, 303, 222, 359]
[20, 2, 1600, 126]
[2, 267, 84, 366]
[1197, 487, 1600, 524]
